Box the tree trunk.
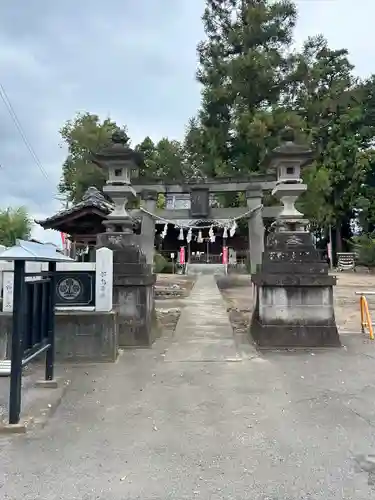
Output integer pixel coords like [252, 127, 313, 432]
[335, 220, 343, 253]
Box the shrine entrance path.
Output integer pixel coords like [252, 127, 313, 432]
[163, 275, 243, 363]
[1, 276, 375, 498]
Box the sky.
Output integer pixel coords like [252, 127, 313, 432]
[0, 0, 374, 246]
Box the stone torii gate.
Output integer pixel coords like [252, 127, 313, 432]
[132, 178, 278, 273]
[90, 130, 285, 274]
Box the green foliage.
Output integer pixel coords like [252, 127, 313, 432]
[183, 118, 205, 178]
[153, 252, 167, 274]
[357, 145, 375, 233]
[157, 193, 166, 209]
[153, 253, 182, 273]
[58, 113, 123, 203]
[162, 262, 176, 274]
[298, 163, 332, 226]
[135, 136, 158, 178]
[351, 234, 375, 267]
[58, 114, 187, 205]
[135, 137, 185, 180]
[0, 207, 32, 247]
[285, 36, 375, 248]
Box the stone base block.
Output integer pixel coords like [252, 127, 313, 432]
[34, 379, 60, 389]
[55, 311, 118, 361]
[0, 423, 27, 434]
[250, 280, 341, 348]
[0, 311, 118, 363]
[250, 316, 341, 348]
[118, 307, 160, 348]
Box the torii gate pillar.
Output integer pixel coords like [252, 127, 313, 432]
[140, 190, 158, 266]
[246, 187, 264, 274]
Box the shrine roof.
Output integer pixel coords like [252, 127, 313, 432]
[35, 186, 113, 229]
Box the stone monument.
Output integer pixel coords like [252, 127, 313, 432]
[250, 128, 340, 348]
[93, 131, 159, 347]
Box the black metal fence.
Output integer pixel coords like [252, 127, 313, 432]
[9, 260, 56, 425]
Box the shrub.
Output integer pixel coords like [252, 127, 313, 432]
[153, 252, 168, 273]
[162, 262, 175, 274]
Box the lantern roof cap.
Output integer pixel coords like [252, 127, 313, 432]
[91, 131, 144, 168]
[271, 127, 313, 160]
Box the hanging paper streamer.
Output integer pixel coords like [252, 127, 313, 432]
[178, 227, 184, 241]
[223, 227, 228, 239]
[208, 225, 215, 243]
[197, 230, 203, 243]
[186, 228, 192, 244]
[161, 223, 168, 239]
[229, 221, 237, 237]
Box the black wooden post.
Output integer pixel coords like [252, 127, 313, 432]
[9, 259, 26, 425]
[45, 261, 56, 381]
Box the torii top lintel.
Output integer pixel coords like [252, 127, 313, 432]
[132, 174, 276, 195]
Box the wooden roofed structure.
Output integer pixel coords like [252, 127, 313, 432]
[35, 187, 113, 259]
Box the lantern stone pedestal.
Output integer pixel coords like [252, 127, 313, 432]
[97, 231, 158, 347]
[93, 132, 159, 348]
[250, 233, 340, 348]
[250, 129, 340, 348]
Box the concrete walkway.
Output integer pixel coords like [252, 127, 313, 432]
[1, 277, 375, 498]
[164, 275, 241, 363]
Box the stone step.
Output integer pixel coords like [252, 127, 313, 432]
[0, 360, 10, 376]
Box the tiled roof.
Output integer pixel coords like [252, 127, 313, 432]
[35, 187, 113, 226]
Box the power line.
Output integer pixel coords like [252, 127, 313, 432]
[0, 82, 50, 181]
[0, 84, 65, 211]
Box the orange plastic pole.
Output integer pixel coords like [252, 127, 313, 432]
[360, 295, 374, 340]
[360, 296, 365, 333]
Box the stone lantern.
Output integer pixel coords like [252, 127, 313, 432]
[92, 131, 144, 233]
[249, 127, 340, 349]
[270, 127, 312, 185]
[92, 132, 158, 349]
[269, 127, 313, 234]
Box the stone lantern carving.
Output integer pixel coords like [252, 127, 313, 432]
[91, 131, 144, 233]
[250, 128, 340, 349]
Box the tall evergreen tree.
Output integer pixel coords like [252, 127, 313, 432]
[135, 136, 158, 178]
[194, 0, 298, 177]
